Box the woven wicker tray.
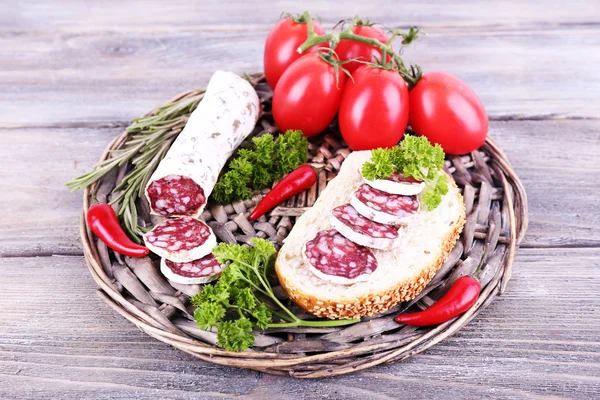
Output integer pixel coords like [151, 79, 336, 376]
[81, 74, 528, 378]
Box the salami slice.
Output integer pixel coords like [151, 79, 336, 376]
[303, 229, 378, 285]
[147, 175, 206, 217]
[351, 183, 420, 225]
[160, 254, 223, 284]
[330, 204, 401, 250]
[145, 70, 260, 218]
[143, 217, 217, 262]
[363, 170, 425, 196]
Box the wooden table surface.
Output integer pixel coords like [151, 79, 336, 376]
[1, 1, 599, 398]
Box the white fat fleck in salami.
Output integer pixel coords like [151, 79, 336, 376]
[143, 217, 217, 263]
[303, 229, 377, 285]
[145, 70, 260, 218]
[330, 204, 401, 250]
[363, 170, 425, 196]
[160, 254, 223, 284]
[351, 183, 420, 225]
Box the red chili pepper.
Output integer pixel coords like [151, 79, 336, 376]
[394, 276, 481, 326]
[249, 165, 317, 221]
[86, 204, 149, 257]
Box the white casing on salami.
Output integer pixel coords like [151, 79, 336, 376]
[363, 177, 425, 196]
[160, 258, 222, 284]
[145, 70, 260, 218]
[330, 213, 401, 250]
[302, 251, 372, 285]
[301, 243, 374, 285]
[301, 229, 378, 285]
[350, 193, 419, 226]
[143, 218, 217, 263]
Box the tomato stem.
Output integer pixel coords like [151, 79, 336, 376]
[297, 10, 421, 87]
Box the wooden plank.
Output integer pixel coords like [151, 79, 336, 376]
[0, 126, 120, 256]
[0, 26, 599, 127]
[0, 248, 598, 398]
[0, 255, 260, 399]
[0, 119, 598, 256]
[3, 0, 599, 32]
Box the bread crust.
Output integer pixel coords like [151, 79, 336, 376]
[275, 180, 466, 320]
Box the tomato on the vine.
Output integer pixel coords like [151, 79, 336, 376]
[264, 17, 326, 89]
[338, 65, 409, 150]
[272, 52, 347, 137]
[336, 25, 390, 73]
[409, 71, 488, 155]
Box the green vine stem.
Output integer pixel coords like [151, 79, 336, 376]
[268, 318, 359, 328]
[298, 11, 421, 86]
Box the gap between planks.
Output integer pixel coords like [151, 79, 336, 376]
[0, 114, 597, 131]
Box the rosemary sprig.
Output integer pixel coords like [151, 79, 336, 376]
[67, 89, 206, 242]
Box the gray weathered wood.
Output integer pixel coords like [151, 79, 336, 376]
[0, 22, 599, 126]
[0, 249, 598, 398]
[1, 0, 600, 398]
[2, 0, 599, 31]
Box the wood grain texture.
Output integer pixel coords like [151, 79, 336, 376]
[3, 0, 599, 31]
[0, 249, 598, 399]
[0, 22, 599, 126]
[1, 119, 598, 257]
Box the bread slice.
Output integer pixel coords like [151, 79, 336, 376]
[275, 151, 465, 319]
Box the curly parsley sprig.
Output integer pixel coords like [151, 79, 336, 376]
[191, 239, 359, 352]
[211, 130, 309, 204]
[362, 135, 448, 211]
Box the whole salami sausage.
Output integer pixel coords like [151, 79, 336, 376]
[303, 229, 378, 285]
[160, 254, 224, 284]
[145, 71, 261, 218]
[351, 183, 420, 225]
[330, 204, 401, 250]
[143, 217, 217, 263]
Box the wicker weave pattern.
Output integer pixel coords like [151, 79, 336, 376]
[81, 75, 528, 378]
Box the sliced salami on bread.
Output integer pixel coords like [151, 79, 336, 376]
[350, 183, 419, 226]
[302, 229, 378, 285]
[144, 217, 217, 263]
[330, 203, 401, 250]
[275, 151, 465, 319]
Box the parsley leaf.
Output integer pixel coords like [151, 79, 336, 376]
[194, 302, 226, 330]
[360, 135, 449, 211]
[422, 174, 449, 211]
[216, 318, 254, 352]
[362, 148, 395, 181]
[251, 303, 272, 330]
[394, 135, 445, 182]
[191, 238, 359, 352]
[273, 130, 309, 176]
[210, 130, 309, 204]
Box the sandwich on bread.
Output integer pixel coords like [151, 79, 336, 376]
[275, 150, 465, 319]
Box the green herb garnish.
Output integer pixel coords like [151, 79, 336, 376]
[361, 135, 448, 211]
[211, 130, 309, 204]
[191, 238, 359, 352]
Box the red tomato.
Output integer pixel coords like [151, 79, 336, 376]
[338, 65, 409, 150]
[264, 17, 326, 89]
[273, 53, 347, 137]
[336, 25, 390, 73]
[409, 71, 488, 155]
